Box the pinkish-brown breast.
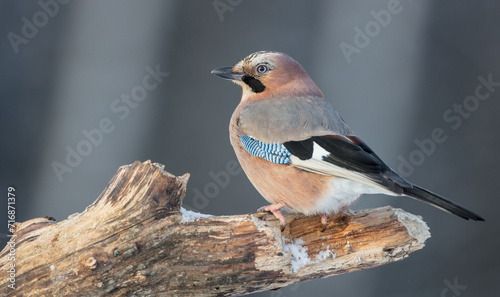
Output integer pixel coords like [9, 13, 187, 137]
[229, 104, 333, 214]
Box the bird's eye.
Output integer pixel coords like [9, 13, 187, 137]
[256, 64, 269, 74]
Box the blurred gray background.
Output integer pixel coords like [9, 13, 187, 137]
[1, 0, 499, 296]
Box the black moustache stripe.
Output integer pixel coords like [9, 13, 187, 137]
[242, 75, 266, 93]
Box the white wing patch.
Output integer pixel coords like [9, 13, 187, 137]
[311, 143, 330, 159]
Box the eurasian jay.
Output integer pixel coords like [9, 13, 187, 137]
[212, 51, 484, 231]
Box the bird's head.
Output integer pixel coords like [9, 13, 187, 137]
[212, 51, 323, 101]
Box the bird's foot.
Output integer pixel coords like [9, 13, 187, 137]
[319, 213, 328, 232]
[257, 204, 286, 231]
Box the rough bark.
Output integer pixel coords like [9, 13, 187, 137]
[0, 160, 430, 296]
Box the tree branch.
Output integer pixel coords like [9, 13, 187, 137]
[0, 161, 430, 296]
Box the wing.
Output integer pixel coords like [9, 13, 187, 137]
[284, 134, 412, 193]
[239, 133, 411, 194]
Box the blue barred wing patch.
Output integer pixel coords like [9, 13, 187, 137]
[240, 135, 292, 164]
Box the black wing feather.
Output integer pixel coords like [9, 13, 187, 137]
[311, 136, 383, 173]
[283, 139, 314, 160]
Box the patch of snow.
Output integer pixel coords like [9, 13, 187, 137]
[283, 238, 337, 273]
[283, 238, 312, 273]
[249, 214, 270, 231]
[315, 248, 336, 262]
[180, 207, 213, 223]
[394, 208, 431, 244]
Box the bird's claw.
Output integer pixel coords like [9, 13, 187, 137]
[257, 204, 286, 231]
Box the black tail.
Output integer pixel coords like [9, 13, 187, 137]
[403, 185, 484, 221]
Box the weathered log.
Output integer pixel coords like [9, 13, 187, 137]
[0, 160, 430, 296]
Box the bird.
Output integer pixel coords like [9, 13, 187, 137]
[211, 51, 484, 231]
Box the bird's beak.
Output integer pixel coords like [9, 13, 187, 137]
[211, 67, 244, 81]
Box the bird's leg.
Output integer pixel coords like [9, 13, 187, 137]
[319, 213, 328, 232]
[257, 204, 286, 231]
